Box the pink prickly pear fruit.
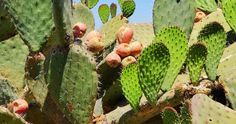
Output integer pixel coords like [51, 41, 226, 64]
[116, 43, 131, 57]
[194, 11, 206, 22]
[9, 99, 29, 115]
[130, 41, 143, 56]
[121, 56, 137, 68]
[105, 52, 121, 68]
[85, 37, 104, 53]
[73, 22, 87, 38]
[86, 31, 102, 41]
[116, 26, 133, 44]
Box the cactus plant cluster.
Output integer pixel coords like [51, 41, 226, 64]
[0, 0, 236, 123]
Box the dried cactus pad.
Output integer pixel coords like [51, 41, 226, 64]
[222, 0, 236, 32]
[3, 0, 54, 51]
[187, 43, 207, 84]
[198, 22, 226, 81]
[120, 64, 142, 111]
[138, 42, 170, 104]
[153, 0, 196, 37]
[156, 26, 188, 91]
[191, 94, 236, 124]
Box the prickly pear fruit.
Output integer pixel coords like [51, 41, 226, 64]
[85, 37, 104, 53]
[8, 99, 28, 116]
[73, 22, 87, 38]
[121, 56, 137, 67]
[195, 11, 206, 22]
[116, 26, 133, 44]
[116, 43, 131, 57]
[130, 41, 143, 56]
[86, 31, 102, 42]
[105, 52, 121, 68]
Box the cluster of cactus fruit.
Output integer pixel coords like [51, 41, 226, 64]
[0, 0, 236, 124]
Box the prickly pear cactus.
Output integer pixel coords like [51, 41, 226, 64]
[191, 94, 236, 124]
[187, 43, 207, 84]
[218, 43, 236, 109]
[0, 13, 16, 41]
[189, 9, 231, 46]
[0, 35, 28, 93]
[81, 0, 99, 9]
[138, 42, 170, 104]
[3, 0, 54, 51]
[72, 3, 95, 39]
[110, 3, 117, 18]
[153, 0, 196, 37]
[162, 107, 179, 124]
[198, 22, 226, 80]
[196, 0, 217, 12]
[120, 64, 142, 111]
[0, 106, 27, 124]
[121, 0, 136, 18]
[222, 0, 236, 32]
[98, 4, 110, 24]
[58, 45, 98, 123]
[0, 77, 17, 105]
[156, 27, 188, 91]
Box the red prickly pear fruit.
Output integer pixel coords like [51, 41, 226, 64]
[121, 56, 137, 68]
[9, 99, 29, 115]
[130, 41, 143, 56]
[116, 26, 133, 44]
[85, 37, 104, 53]
[194, 11, 206, 22]
[86, 31, 102, 41]
[73, 22, 87, 38]
[116, 43, 131, 57]
[105, 52, 121, 68]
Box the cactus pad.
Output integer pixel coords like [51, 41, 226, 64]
[120, 64, 142, 111]
[162, 107, 179, 124]
[110, 3, 117, 18]
[198, 22, 226, 80]
[0, 14, 16, 41]
[3, 0, 54, 51]
[138, 42, 170, 104]
[81, 0, 99, 9]
[156, 27, 188, 91]
[72, 3, 95, 40]
[153, 0, 196, 37]
[0, 106, 27, 124]
[0, 77, 17, 105]
[191, 94, 236, 124]
[121, 0, 136, 18]
[196, 0, 217, 12]
[0, 35, 28, 93]
[187, 43, 207, 84]
[98, 4, 110, 24]
[222, 0, 236, 32]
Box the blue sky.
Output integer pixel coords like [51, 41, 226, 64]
[73, 0, 154, 29]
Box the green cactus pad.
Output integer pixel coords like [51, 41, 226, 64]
[110, 3, 117, 18]
[196, 0, 217, 12]
[3, 0, 54, 51]
[72, 3, 95, 40]
[222, 0, 236, 32]
[58, 45, 98, 123]
[138, 42, 170, 104]
[127, 23, 154, 47]
[0, 35, 28, 93]
[187, 43, 207, 85]
[120, 64, 142, 111]
[98, 4, 110, 24]
[121, 0, 136, 18]
[0, 77, 17, 105]
[81, 0, 99, 9]
[218, 43, 236, 109]
[156, 27, 188, 91]
[153, 0, 196, 37]
[0, 106, 27, 124]
[198, 22, 226, 80]
[0, 14, 16, 41]
[191, 94, 236, 124]
[189, 9, 231, 46]
[162, 107, 179, 124]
